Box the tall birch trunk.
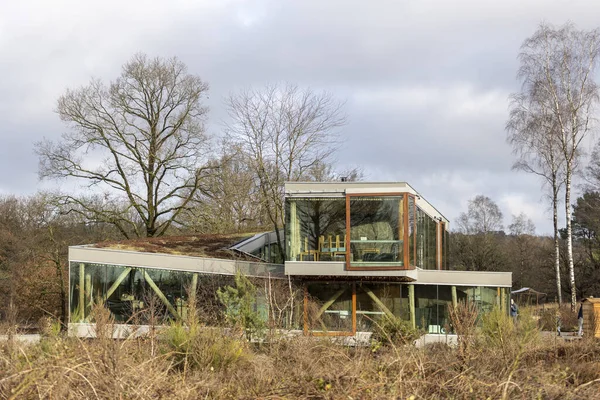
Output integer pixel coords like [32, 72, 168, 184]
[552, 179, 562, 304]
[565, 167, 577, 310]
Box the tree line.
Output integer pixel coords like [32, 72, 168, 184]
[449, 193, 600, 304]
[3, 21, 600, 325]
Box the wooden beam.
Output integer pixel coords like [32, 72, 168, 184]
[85, 273, 92, 314]
[79, 263, 85, 320]
[104, 267, 132, 300]
[409, 284, 415, 329]
[452, 286, 458, 309]
[143, 270, 180, 320]
[363, 286, 396, 320]
[315, 288, 346, 320]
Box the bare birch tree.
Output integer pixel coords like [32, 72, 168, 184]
[515, 22, 600, 310]
[507, 89, 565, 304]
[225, 83, 347, 260]
[36, 54, 214, 238]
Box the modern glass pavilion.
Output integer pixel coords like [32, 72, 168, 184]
[68, 182, 511, 338]
[284, 182, 511, 336]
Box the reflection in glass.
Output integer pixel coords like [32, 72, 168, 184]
[306, 283, 353, 332]
[349, 196, 404, 268]
[69, 263, 238, 325]
[355, 283, 409, 331]
[286, 197, 346, 262]
[417, 208, 438, 270]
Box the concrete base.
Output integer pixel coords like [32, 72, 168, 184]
[414, 333, 458, 348]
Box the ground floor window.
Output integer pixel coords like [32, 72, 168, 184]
[303, 281, 510, 335]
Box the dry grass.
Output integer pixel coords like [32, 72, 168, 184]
[2, 324, 600, 399]
[93, 233, 255, 259]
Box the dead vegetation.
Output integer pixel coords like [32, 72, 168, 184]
[93, 233, 255, 259]
[2, 320, 600, 399]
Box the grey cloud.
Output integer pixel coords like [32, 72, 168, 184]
[1, 0, 599, 233]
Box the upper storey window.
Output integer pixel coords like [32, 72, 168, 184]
[348, 196, 404, 268]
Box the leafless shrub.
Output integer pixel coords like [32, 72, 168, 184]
[448, 301, 479, 361]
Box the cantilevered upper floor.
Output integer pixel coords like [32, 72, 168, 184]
[285, 181, 449, 274]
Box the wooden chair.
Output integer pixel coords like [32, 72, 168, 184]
[299, 237, 319, 261]
[333, 235, 347, 260]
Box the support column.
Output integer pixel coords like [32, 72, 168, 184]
[85, 274, 92, 314]
[451, 286, 457, 309]
[79, 263, 85, 320]
[409, 284, 415, 329]
[189, 273, 198, 305]
[364, 286, 396, 320]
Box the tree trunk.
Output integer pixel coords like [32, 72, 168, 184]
[565, 167, 577, 310]
[553, 179, 562, 304]
[57, 260, 67, 328]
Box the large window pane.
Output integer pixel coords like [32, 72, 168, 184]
[69, 262, 108, 322]
[455, 286, 500, 315]
[417, 208, 438, 270]
[355, 283, 409, 331]
[349, 196, 404, 268]
[306, 283, 353, 332]
[286, 197, 346, 262]
[408, 196, 415, 267]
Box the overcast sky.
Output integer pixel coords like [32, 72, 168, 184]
[1, 0, 600, 234]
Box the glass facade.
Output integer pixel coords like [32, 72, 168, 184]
[306, 282, 353, 333]
[349, 196, 404, 268]
[70, 262, 236, 324]
[302, 282, 510, 335]
[286, 197, 346, 262]
[417, 207, 439, 270]
[285, 193, 447, 271]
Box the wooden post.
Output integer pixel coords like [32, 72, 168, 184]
[303, 285, 308, 335]
[85, 274, 92, 314]
[409, 284, 415, 329]
[79, 263, 85, 320]
[451, 286, 457, 309]
[189, 273, 198, 305]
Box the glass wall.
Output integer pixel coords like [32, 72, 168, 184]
[306, 282, 353, 333]
[349, 196, 404, 268]
[412, 285, 506, 332]
[414, 285, 453, 332]
[285, 194, 445, 270]
[417, 207, 438, 270]
[355, 283, 409, 331]
[302, 281, 509, 335]
[408, 196, 416, 267]
[70, 262, 234, 324]
[286, 197, 346, 262]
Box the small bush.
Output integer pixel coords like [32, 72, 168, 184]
[161, 322, 251, 372]
[370, 315, 422, 348]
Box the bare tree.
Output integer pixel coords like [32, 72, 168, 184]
[455, 195, 506, 271]
[457, 195, 504, 235]
[225, 83, 347, 259]
[36, 53, 214, 238]
[183, 143, 268, 234]
[508, 213, 537, 288]
[507, 87, 565, 304]
[516, 22, 600, 309]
